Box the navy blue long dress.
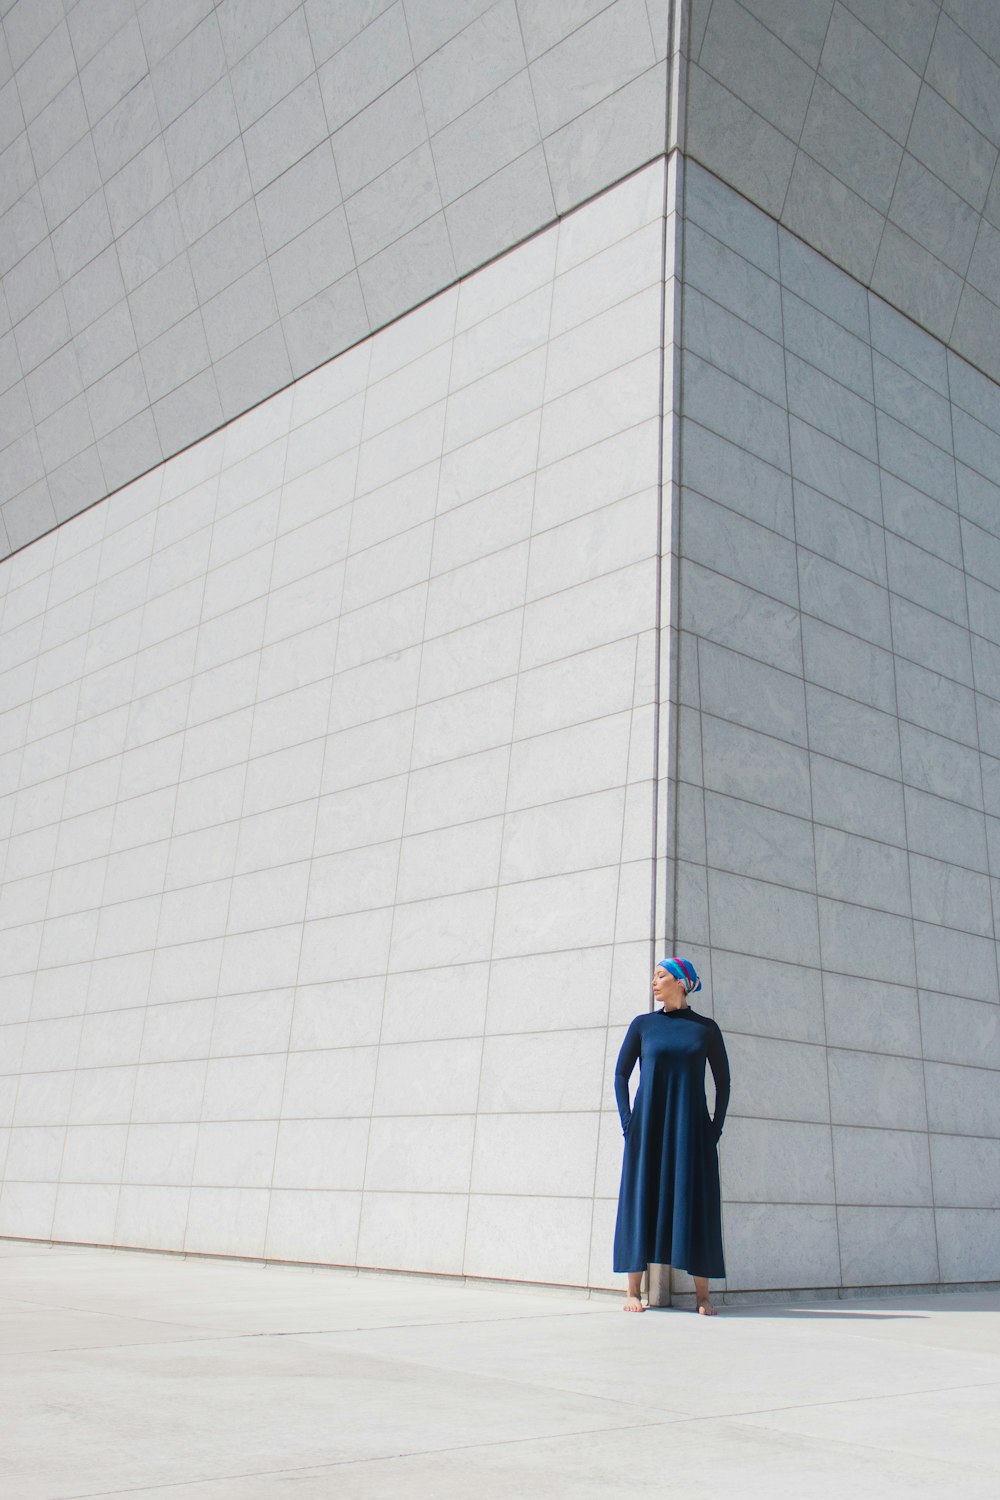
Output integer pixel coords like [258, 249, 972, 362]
[613, 1005, 730, 1277]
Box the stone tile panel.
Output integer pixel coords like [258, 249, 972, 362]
[0, 0, 673, 557]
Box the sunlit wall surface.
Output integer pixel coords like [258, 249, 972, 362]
[0, 164, 668, 1287]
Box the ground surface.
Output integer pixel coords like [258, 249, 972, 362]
[2, 1239, 998, 1498]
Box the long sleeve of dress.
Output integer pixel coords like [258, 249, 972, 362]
[706, 1022, 731, 1140]
[614, 1018, 642, 1136]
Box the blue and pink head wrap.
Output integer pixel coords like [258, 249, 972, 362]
[657, 956, 702, 994]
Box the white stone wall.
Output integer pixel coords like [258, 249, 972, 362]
[0, 162, 667, 1289]
[5, 138, 1000, 1297]
[671, 159, 1000, 1293]
[0, 0, 672, 559]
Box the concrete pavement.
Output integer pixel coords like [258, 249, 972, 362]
[2, 1238, 998, 1498]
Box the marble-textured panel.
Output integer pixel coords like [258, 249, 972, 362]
[838, 1205, 939, 1285]
[925, 1062, 1000, 1137]
[711, 951, 825, 1045]
[720, 1117, 835, 1204]
[823, 974, 922, 1059]
[935, 1208, 1000, 1282]
[919, 993, 1000, 1071]
[722, 1202, 841, 1289]
[832, 1126, 933, 1207]
[930, 1134, 1000, 1209]
[726, 1033, 829, 1124]
[464, 1192, 593, 1285]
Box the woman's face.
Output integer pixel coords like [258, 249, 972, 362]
[652, 966, 687, 1007]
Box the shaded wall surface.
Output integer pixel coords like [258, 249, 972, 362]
[668, 160, 1000, 1292]
[0, 0, 671, 558]
[683, 0, 1000, 384]
[0, 164, 668, 1287]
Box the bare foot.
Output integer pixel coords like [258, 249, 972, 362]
[697, 1297, 718, 1315]
[623, 1294, 645, 1313]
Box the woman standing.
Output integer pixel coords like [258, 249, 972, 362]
[613, 956, 730, 1314]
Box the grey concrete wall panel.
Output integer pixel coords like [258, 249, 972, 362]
[0, 0, 673, 558]
[681, 0, 1000, 389]
[672, 154, 1000, 1292]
